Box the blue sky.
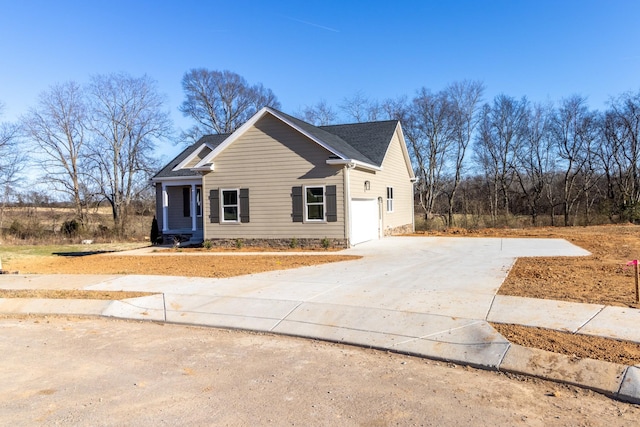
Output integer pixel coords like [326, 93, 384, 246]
[1, 0, 639, 160]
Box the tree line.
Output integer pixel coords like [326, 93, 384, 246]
[300, 85, 640, 228]
[1, 68, 639, 237]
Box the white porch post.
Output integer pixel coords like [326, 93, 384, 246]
[191, 183, 197, 231]
[162, 183, 169, 232]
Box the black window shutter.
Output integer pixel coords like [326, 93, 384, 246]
[239, 188, 250, 223]
[183, 187, 190, 217]
[326, 185, 337, 222]
[209, 189, 219, 223]
[291, 186, 303, 222]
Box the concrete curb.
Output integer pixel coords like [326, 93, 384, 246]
[1, 296, 640, 404]
[497, 343, 638, 403]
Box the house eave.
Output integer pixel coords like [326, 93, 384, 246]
[172, 142, 218, 172]
[326, 158, 382, 172]
[189, 163, 214, 172]
[150, 175, 203, 183]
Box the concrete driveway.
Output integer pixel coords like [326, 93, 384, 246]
[74, 237, 590, 368]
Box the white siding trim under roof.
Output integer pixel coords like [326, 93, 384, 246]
[172, 142, 218, 172]
[383, 122, 416, 180]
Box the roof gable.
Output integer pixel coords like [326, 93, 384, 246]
[194, 107, 396, 170]
[152, 134, 229, 179]
[155, 107, 412, 179]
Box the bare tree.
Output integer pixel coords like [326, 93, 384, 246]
[86, 73, 172, 235]
[379, 96, 410, 122]
[443, 80, 484, 226]
[298, 100, 338, 125]
[340, 91, 382, 122]
[512, 103, 554, 225]
[22, 81, 88, 222]
[0, 102, 25, 229]
[407, 87, 456, 220]
[0, 104, 23, 188]
[602, 90, 640, 220]
[179, 69, 280, 141]
[550, 95, 599, 226]
[474, 95, 528, 223]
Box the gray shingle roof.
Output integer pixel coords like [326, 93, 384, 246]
[153, 134, 229, 178]
[319, 120, 399, 167]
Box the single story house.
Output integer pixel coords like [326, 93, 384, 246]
[152, 107, 415, 246]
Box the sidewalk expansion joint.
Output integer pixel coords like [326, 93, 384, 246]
[485, 295, 498, 321]
[162, 293, 167, 322]
[390, 320, 486, 347]
[575, 305, 606, 334]
[269, 301, 304, 332]
[616, 366, 631, 399]
[495, 342, 512, 369]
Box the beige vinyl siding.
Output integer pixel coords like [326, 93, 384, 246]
[184, 146, 212, 168]
[166, 186, 192, 229]
[203, 114, 345, 239]
[349, 125, 414, 232]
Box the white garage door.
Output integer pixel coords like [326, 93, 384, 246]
[350, 199, 379, 245]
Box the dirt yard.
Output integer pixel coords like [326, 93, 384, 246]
[2, 253, 358, 278]
[2, 316, 639, 426]
[3, 225, 640, 366]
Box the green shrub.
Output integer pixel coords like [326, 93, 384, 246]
[203, 240, 213, 250]
[235, 238, 244, 249]
[290, 237, 299, 249]
[322, 237, 330, 249]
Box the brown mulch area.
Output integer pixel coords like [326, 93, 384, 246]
[3, 254, 359, 278]
[0, 289, 153, 300]
[1, 253, 358, 301]
[492, 323, 640, 366]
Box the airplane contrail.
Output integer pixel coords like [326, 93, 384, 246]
[282, 15, 340, 33]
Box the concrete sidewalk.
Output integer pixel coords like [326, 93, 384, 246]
[1, 236, 639, 403]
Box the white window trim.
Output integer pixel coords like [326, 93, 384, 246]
[220, 188, 240, 223]
[386, 187, 394, 213]
[304, 185, 326, 222]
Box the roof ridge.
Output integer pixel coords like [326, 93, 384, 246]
[319, 118, 399, 128]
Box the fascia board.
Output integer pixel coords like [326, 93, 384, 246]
[326, 158, 382, 172]
[391, 122, 416, 179]
[150, 175, 203, 183]
[172, 143, 216, 172]
[190, 163, 214, 172]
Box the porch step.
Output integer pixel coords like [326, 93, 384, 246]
[163, 230, 204, 247]
[181, 236, 204, 247]
[183, 230, 204, 246]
